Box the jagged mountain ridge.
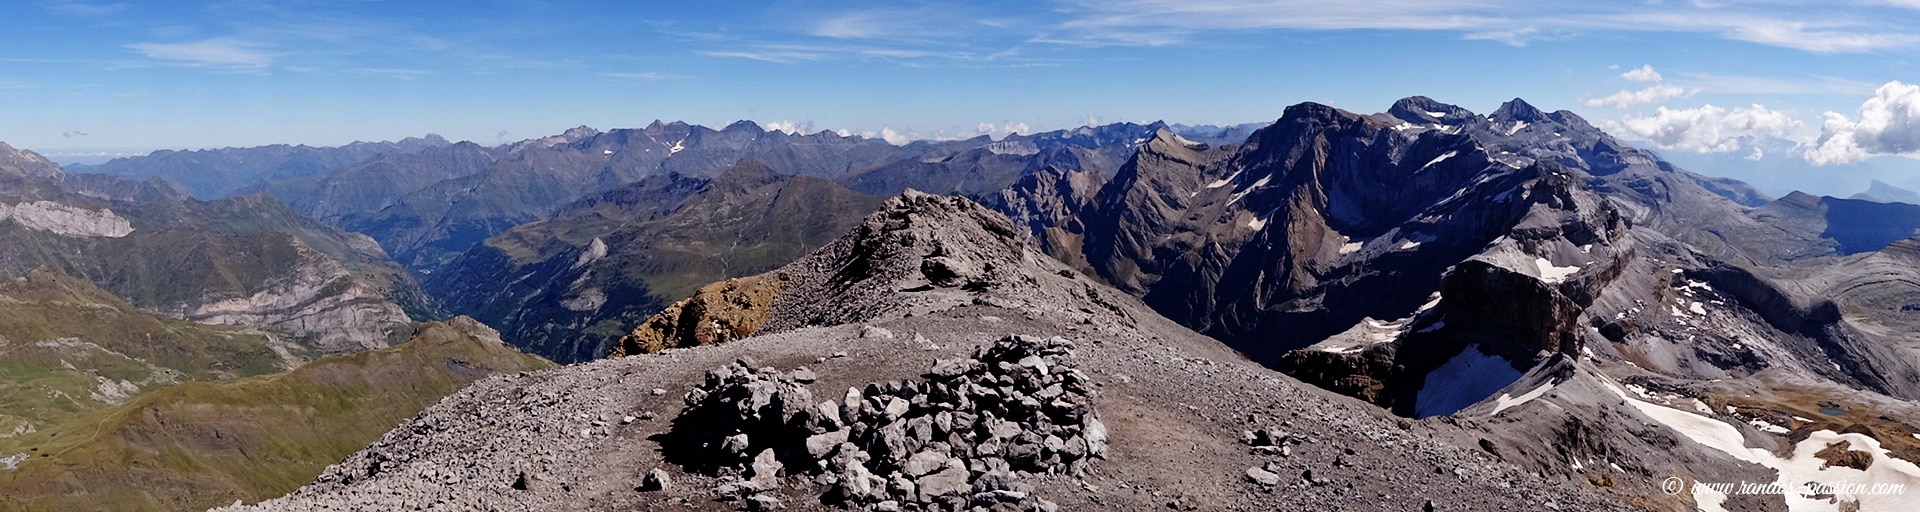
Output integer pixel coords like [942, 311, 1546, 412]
[68, 135, 451, 199]
[335, 122, 908, 273]
[427, 160, 888, 363]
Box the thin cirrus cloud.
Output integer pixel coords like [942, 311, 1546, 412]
[1038, 0, 1918, 52]
[124, 38, 274, 68]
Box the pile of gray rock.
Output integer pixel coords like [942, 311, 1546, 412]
[668, 335, 1104, 511]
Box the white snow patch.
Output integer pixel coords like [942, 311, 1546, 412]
[1206, 171, 1241, 189]
[1505, 121, 1529, 136]
[1603, 377, 1920, 512]
[1246, 215, 1268, 231]
[1689, 301, 1707, 316]
[1534, 257, 1580, 283]
[1421, 109, 1448, 119]
[1395, 232, 1436, 251]
[1748, 419, 1790, 434]
[1414, 344, 1522, 418]
[1226, 175, 1271, 205]
[1421, 150, 1458, 170]
[602, 149, 614, 155]
[669, 139, 686, 154]
[1691, 399, 1713, 415]
[1693, 483, 1729, 512]
[1490, 381, 1554, 416]
[1417, 293, 1442, 313]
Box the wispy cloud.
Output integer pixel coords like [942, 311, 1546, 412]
[1583, 66, 1698, 109]
[350, 68, 433, 80]
[1041, 0, 1920, 53]
[603, 72, 683, 81]
[124, 38, 274, 69]
[1584, 84, 1697, 109]
[700, 49, 828, 64]
[44, 0, 126, 16]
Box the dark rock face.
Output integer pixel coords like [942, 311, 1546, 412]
[1074, 100, 1632, 364]
[665, 335, 1095, 510]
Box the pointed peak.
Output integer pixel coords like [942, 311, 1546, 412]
[1492, 98, 1546, 122]
[560, 125, 600, 140]
[722, 120, 766, 134]
[1386, 96, 1470, 124]
[707, 159, 785, 191]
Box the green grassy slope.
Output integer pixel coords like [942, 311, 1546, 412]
[0, 317, 551, 512]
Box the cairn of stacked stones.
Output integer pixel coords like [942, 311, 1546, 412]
[671, 335, 1105, 511]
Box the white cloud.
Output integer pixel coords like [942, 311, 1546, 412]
[1583, 84, 1697, 109]
[877, 127, 914, 145]
[125, 38, 273, 68]
[764, 120, 814, 135]
[1806, 81, 1920, 165]
[1620, 64, 1663, 82]
[1584, 65, 1698, 109]
[1607, 104, 1800, 153]
[975, 122, 1031, 138]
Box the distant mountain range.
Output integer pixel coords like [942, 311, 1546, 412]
[11, 106, 1920, 511]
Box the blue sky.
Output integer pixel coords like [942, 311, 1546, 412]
[4, 0, 1919, 185]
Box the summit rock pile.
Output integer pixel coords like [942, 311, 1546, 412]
[667, 335, 1102, 511]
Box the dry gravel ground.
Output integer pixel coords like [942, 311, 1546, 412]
[223, 193, 1628, 511]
